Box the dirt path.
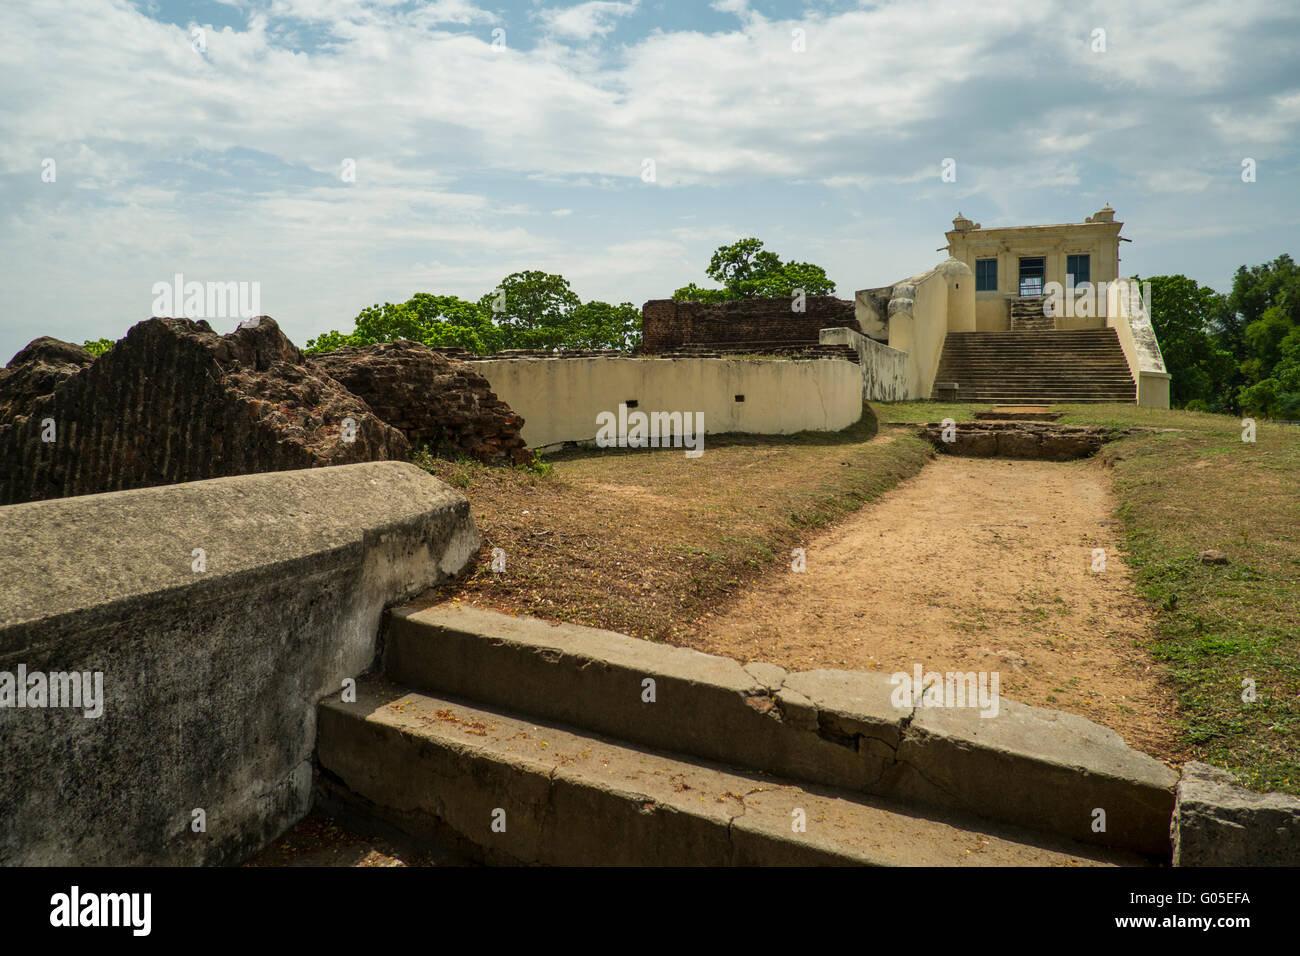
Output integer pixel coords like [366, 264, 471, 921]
[685, 453, 1182, 760]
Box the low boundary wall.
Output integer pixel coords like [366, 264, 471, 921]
[819, 328, 909, 401]
[472, 355, 863, 449]
[0, 462, 479, 865]
[1107, 278, 1171, 408]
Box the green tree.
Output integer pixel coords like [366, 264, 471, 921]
[479, 271, 581, 350]
[305, 275, 642, 355]
[1141, 274, 1235, 410]
[668, 282, 731, 304]
[304, 294, 498, 354]
[82, 338, 114, 356]
[566, 300, 642, 350]
[1226, 254, 1300, 417]
[673, 238, 836, 301]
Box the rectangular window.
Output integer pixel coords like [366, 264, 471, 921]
[1018, 256, 1046, 297]
[975, 258, 998, 292]
[1067, 254, 1090, 286]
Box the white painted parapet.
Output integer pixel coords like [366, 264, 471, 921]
[1106, 278, 1172, 408]
[819, 327, 909, 401]
[472, 355, 863, 448]
[0, 462, 479, 865]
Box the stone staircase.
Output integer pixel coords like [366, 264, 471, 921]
[1010, 296, 1054, 331]
[312, 604, 1174, 866]
[932, 329, 1135, 403]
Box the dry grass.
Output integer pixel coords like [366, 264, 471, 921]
[413, 398, 1299, 793]
[413, 406, 933, 643]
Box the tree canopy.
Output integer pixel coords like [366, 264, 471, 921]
[304, 274, 640, 355]
[1143, 253, 1300, 417]
[672, 238, 835, 301]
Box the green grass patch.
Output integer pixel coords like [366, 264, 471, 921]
[878, 399, 1300, 793]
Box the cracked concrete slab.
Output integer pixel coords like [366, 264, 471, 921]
[387, 603, 893, 792]
[895, 699, 1177, 856]
[385, 604, 1176, 858]
[779, 669, 912, 751]
[1172, 762, 1300, 866]
[317, 681, 1144, 867]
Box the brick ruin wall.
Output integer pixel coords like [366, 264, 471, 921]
[0, 319, 529, 506]
[0, 318, 408, 505]
[314, 341, 530, 465]
[639, 296, 859, 353]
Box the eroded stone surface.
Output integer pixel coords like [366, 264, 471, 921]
[0, 337, 97, 420]
[1172, 762, 1300, 866]
[917, 421, 1112, 460]
[313, 340, 530, 465]
[0, 317, 409, 505]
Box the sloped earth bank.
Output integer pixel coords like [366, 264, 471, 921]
[687, 453, 1183, 762]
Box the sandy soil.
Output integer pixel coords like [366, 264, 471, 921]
[685, 453, 1183, 760]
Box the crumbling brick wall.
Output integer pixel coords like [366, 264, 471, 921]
[0, 317, 408, 505]
[0, 338, 97, 421]
[313, 340, 530, 465]
[640, 296, 859, 353]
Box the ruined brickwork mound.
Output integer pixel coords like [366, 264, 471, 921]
[1, 318, 533, 505]
[640, 296, 857, 353]
[917, 421, 1112, 460]
[0, 338, 97, 421]
[0, 317, 412, 505]
[314, 340, 530, 465]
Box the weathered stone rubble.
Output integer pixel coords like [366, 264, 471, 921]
[1173, 762, 1300, 866]
[313, 340, 530, 465]
[0, 319, 533, 505]
[0, 338, 97, 420]
[0, 318, 402, 505]
[916, 420, 1113, 460]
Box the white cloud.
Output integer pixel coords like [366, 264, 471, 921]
[536, 1, 638, 41]
[1138, 169, 1214, 194]
[0, 0, 1296, 359]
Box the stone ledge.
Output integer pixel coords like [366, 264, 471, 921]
[1172, 762, 1300, 866]
[0, 462, 479, 865]
[316, 682, 1143, 867]
[384, 603, 1176, 857]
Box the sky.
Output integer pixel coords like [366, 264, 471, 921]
[1, 0, 1297, 363]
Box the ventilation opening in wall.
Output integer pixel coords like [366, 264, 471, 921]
[734, 394, 745, 402]
[624, 399, 638, 409]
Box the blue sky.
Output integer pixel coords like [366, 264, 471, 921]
[1, 0, 1298, 362]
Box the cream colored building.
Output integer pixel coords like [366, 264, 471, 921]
[944, 206, 1125, 331]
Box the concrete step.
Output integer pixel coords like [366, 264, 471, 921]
[934, 327, 1133, 404]
[938, 380, 1135, 385]
[945, 330, 1118, 336]
[954, 354, 1121, 359]
[939, 391, 1135, 395]
[317, 680, 1144, 866]
[941, 378, 1134, 385]
[378, 604, 1177, 857]
[943, 397, 1135, 404]
[945, 387, 1136, 395]
[936, 370, 1134, 377]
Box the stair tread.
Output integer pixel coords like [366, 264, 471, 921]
[318, 680, 1141, 867]
[934, 328, 1134, 402]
